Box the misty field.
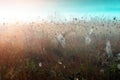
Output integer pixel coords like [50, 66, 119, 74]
[0, 18, 120, 80]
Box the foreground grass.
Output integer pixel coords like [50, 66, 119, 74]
[0, 45, 119, 80]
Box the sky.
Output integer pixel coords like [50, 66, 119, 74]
[56, 0, 120, 12]
[0, 0, 120, 22]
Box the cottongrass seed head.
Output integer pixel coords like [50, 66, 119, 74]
[56, 33, 66, 48]
[105, 40, 113, 58]
[85, 36, 91, 45]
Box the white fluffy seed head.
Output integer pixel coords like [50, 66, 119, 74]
[105, 40, 113, 58]
[56, 33, 66, 48]
[39, 62, 42, 67]
[85, 28, 94, 45]
[58, 61, 62, 65]
[89, 28, 94, 35]
[85, 36, 91, 45]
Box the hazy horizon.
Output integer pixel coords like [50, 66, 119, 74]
[0, 0, 120, 22]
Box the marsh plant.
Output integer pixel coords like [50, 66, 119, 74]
[0, 16, 120, 80]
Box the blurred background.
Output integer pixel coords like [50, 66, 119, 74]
[0, 0, 120, 23]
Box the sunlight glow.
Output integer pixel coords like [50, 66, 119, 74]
[0, 0, 52, 23]
[0, 5, 43, 23]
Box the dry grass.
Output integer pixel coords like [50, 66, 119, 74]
[0, 19, 120, 80]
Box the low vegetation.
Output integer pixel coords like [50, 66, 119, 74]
[0, 17, 120, 80]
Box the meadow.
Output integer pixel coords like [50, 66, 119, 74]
[0, 17, 120, 80]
